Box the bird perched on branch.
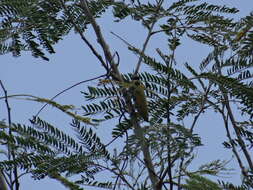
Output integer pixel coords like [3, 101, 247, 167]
[234, 25, 252, 42]
[131, 76, 149, 122]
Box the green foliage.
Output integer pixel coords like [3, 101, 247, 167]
[82, 98, 122, 119]
[200, 73, 253, 117]
[82, 85, 121, 100]
[26, 97, 97, 125]
[129, 47, 197, 91]
[0, 0, 115, 60]
[112, 1, 132, 21]
[218, 180, 249, 190]
[50, 172, 83, 190]
[183, 174, 222, 190]
[76, 179, 113, 189]
[70, 119, 110, 159]
[0, 117, 110, 189]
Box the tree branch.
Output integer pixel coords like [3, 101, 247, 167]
[79, 0, 160, 188]
[0, 80, 18, 190]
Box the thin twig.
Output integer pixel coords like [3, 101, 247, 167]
[79, 0, 122, 81]
[110, 31, 134, 48]
[135, 154, 168, 190]
[113, 133, 129, 190]
[214, 50, 253, 172]
[35, 74, 106, 117]
[133, 0, 164, 77]
[222, 109, 248, 176]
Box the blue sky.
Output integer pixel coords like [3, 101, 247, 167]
[0, 1, 252, 189]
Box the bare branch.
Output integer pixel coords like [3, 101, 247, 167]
[79, 0, 122, 81]
[0, 80, 19, 190]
